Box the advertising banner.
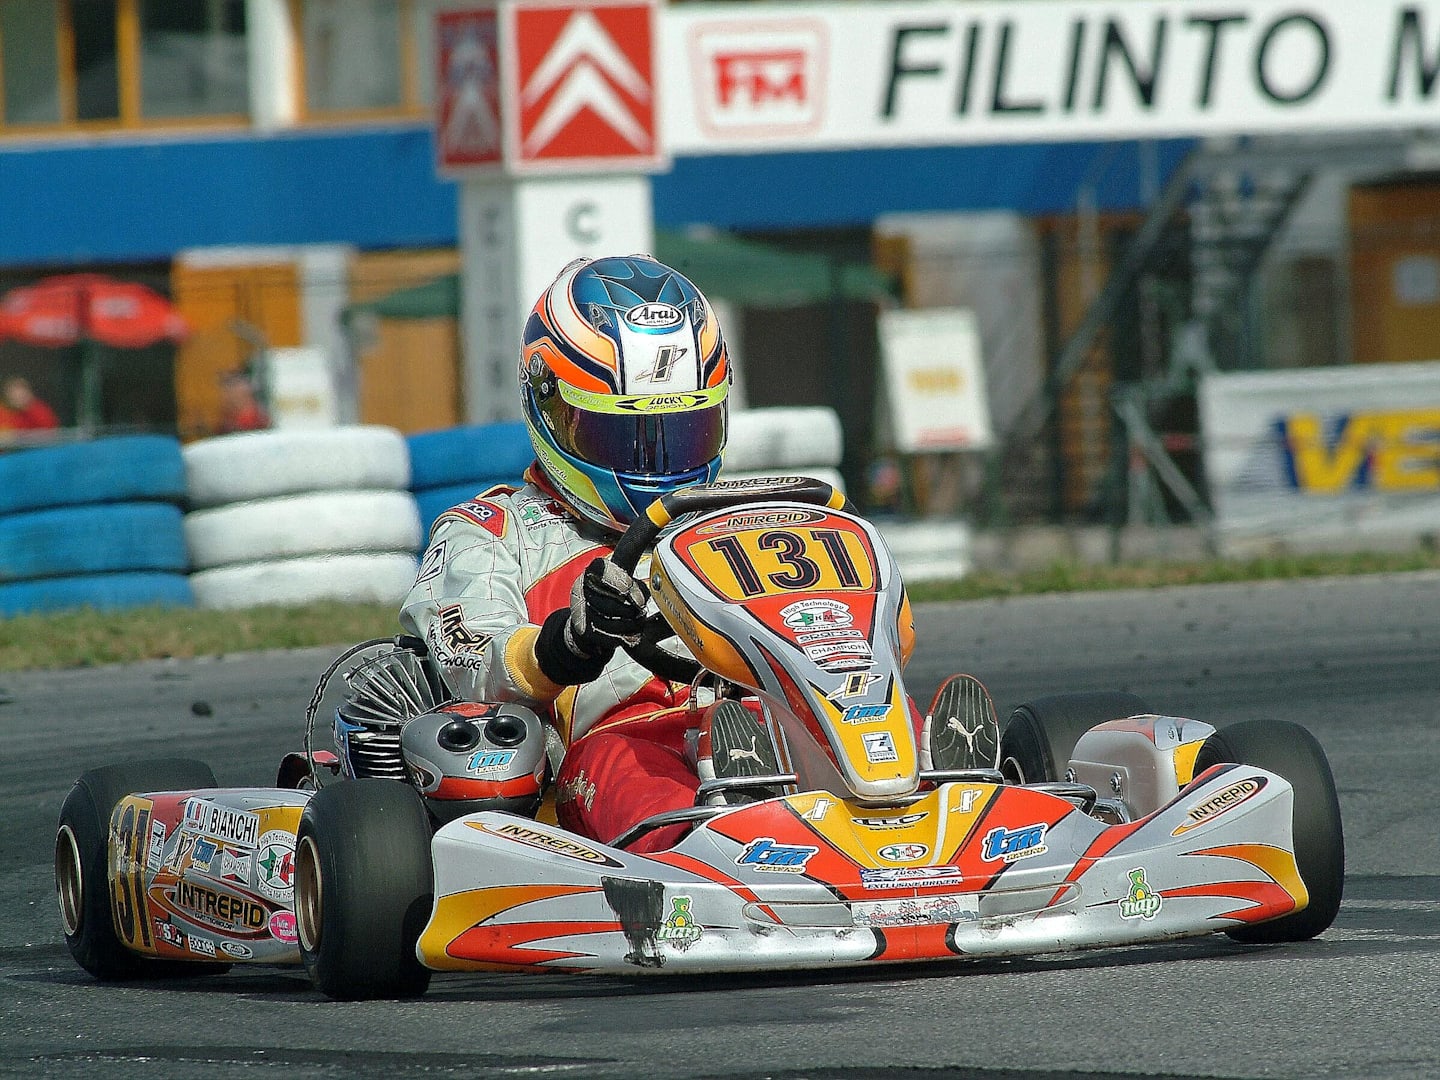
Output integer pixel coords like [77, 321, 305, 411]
[879, 308, 993, 453]
[664, 0, 1440, 154]
[436, 9, 504, 172]
[1198, 362, 1440, 544]
[436, 1, 664, 177]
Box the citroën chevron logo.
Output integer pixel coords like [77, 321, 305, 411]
[512, 2, 659, 166]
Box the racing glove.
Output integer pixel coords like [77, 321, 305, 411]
[534, 556, 649, 685]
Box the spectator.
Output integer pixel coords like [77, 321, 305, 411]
[218, 370, 270, 434]
[1, 376, 60, 430]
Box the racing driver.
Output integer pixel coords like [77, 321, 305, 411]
[400, 254, 998, 853]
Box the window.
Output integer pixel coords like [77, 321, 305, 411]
[0, 0, 431, 136]
[0, 2, 61, 125]
[139, 0, 248, 119]
[73, 1, 119, 121]
[0, 0, 247, 135]
[295, 0, 429, 119]
[301, 0, 400, 112]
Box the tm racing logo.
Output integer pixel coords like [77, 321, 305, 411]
[735, 837, 818, 874]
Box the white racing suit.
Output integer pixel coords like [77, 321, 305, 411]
[399, 466, 701, 850]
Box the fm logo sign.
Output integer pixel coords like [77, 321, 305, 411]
[509, 0, 661, 169]
[689, 20, 827, 138]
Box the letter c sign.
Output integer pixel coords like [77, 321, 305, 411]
[566, 201, 600, 244]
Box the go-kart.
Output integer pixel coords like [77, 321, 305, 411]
[55, 477, 1344, 999]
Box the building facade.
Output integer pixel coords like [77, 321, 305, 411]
[5, 0, 1436, 525]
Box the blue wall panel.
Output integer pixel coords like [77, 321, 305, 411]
[0, 125, 460, 266]
[0, 126, 1194, 267]
[653, 139, 1195, 229]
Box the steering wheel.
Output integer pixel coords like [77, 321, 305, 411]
[608, 476, 855, 685]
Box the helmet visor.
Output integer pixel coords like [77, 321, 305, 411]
[541, 391, 727, 476]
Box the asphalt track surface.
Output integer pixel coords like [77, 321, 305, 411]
[2, 573, 1437, 1079]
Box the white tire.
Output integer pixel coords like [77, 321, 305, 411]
[725, 408, 843, 471]
[189, 553, 420, 611]
[720, 467, 846, 493]
[183, 426, 411, 509]
[876, 520, 972, 582]
[185, 491, 422, 571]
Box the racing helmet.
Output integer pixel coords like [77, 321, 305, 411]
[519, 254, 730, 532]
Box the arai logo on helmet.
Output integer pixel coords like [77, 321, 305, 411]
[626, 302, 684, 329]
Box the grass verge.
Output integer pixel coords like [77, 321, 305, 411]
[905, 547, 1440, 602]
[3, 549, 1439, 673]
[0, 601, 401, 673]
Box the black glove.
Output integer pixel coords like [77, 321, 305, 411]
[534, 557, 649, 685]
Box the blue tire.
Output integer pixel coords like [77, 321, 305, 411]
[0, 572, 193, 616]
[0, 503, 188, 582]
[406, 422, 532, 492]
[0, 436, 185, 516]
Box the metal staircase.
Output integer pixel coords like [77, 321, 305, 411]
[988, 132, 1419, 529]
[1188, 162, 1312, 372]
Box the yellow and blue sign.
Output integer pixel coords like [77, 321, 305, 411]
[1278, 407, 1440, 494]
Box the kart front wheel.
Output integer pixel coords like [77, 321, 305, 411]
[295, 778, 434, 1000]
[1000, 691, 1150, 784]
[56, 757, 225, 980]
[1193, 719, 1344, 943]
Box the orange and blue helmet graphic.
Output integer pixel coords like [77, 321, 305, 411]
[520, 255, 730, 533]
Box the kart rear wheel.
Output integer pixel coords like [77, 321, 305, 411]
[1000, 692, 1150, 785]
[1193, 719, 1344, 943]
[56, 757, 226, 980]
[295, 778, 434, 1000]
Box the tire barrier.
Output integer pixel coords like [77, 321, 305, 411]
[0, 408, 888, 617]
[406, 423, 533, 537]
[181, 426, 419, 611]
[725, 407, 844, 473]
[184, 490, 422, 571]
[0, 436, 193, 615]
[183, 426, 410, 510]
[0, 572, 193, 618]
[874, 519, 971, 582]
[0, 503, 188, 582]
[0, 435, 186, 516]
[406, 421, 532, 492]
[188, 552, 420, 611]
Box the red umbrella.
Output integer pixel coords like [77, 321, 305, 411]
[0, 274, 188, 428]
[0, 273, 187, 348]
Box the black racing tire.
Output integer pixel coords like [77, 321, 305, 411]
[295, 779, 434, 1000]
[1192, 719, 1344, 943]
[999, 692, 1151, 785]
[56, 757, 224, 981]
